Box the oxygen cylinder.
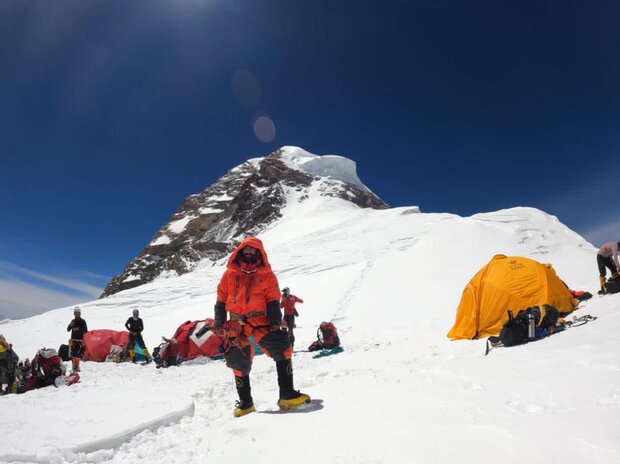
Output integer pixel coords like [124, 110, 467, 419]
[527, 312, 536, 340]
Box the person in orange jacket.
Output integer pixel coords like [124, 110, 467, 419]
[208, 236, 310, 417]
[280, 287, 303, 346]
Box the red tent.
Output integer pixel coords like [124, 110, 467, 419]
[83, 330, 129, 362]
[170, 319, 224, 360]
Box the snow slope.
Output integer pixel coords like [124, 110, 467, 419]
[1, 193, 619, 464]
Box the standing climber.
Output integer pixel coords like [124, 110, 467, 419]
[280, 287, 303, 346]
[67, 306, 87, 373]
[206, 236, 310, 417]
[124, 309, 152, 364]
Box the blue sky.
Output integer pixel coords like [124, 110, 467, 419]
[1, 0, 618, 319]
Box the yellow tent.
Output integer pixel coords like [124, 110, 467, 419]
[447, 254, 577, 340]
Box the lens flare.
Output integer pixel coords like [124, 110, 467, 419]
[253, 115, 276, 143]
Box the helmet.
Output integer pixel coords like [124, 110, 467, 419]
[133, 309, 139, 317]
[282, 287, 290, 296]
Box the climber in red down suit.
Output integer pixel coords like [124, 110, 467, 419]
[280, 287, 303, 346]
[209, 237, 310, 416]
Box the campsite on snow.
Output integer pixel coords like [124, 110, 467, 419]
[1, 147, 619, 464]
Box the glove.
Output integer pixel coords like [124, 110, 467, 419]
[294, 309, 299, 317]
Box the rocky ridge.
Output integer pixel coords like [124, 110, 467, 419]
[101, 147, 387, 297]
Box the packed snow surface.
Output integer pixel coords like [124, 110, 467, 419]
[1, 198, 619, 464]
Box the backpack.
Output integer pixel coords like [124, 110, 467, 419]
[499, 305, 561, 347]
[153, 341, 179, 368]
[308, 322, 341, 352]
[36, 349, 64, 382]
[21, 349, 65, 391]
[606, 277, 620, 294]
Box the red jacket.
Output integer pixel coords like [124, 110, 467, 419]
[280, 295, 303, 316]
[215, 237, 281, 326]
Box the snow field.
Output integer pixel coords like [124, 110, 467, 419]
[1, 197, 619, 464]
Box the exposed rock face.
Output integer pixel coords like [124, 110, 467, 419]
[101, 147, 387, 297]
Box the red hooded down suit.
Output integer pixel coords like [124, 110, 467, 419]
[214, 237, 292, 377]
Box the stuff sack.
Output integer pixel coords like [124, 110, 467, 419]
[499, 305, 561, 347]
[58, 344, 70, 362]
[106, 345, 124, 363]
[308, 321, 341, 352]
[569, 290, 593, 301]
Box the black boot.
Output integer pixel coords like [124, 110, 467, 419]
[233, 375, 255, 417]
[276, 359, 295, 398]
[276, 359, 310, 408]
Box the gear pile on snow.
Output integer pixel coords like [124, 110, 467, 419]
[498, 305, 562, 347]
[153, 319, 225, 368]
[485, 312, 597, 355]
[17, 348, 68, 393]
[308, 322, 341, 352]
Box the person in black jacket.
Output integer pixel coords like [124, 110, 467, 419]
[67, 306, 88, 373]
[125, 309, 152, 363]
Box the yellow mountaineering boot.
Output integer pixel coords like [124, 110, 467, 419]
[233, 375, 256, 417]
[277, 393, 311, 410]
[233, 401, 256, 417]
[599, 276, 607, 294]
[276, 359, 311, 410]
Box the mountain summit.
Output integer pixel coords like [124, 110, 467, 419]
[101, 147, 387, 297]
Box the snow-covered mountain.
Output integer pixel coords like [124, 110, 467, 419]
[102, 146, 387, 297]
[2, 149, 620, 464]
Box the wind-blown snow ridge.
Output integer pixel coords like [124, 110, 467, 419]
[279, 146, 368, 191]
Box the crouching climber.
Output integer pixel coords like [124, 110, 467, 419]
[597, 241, 620, 294]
